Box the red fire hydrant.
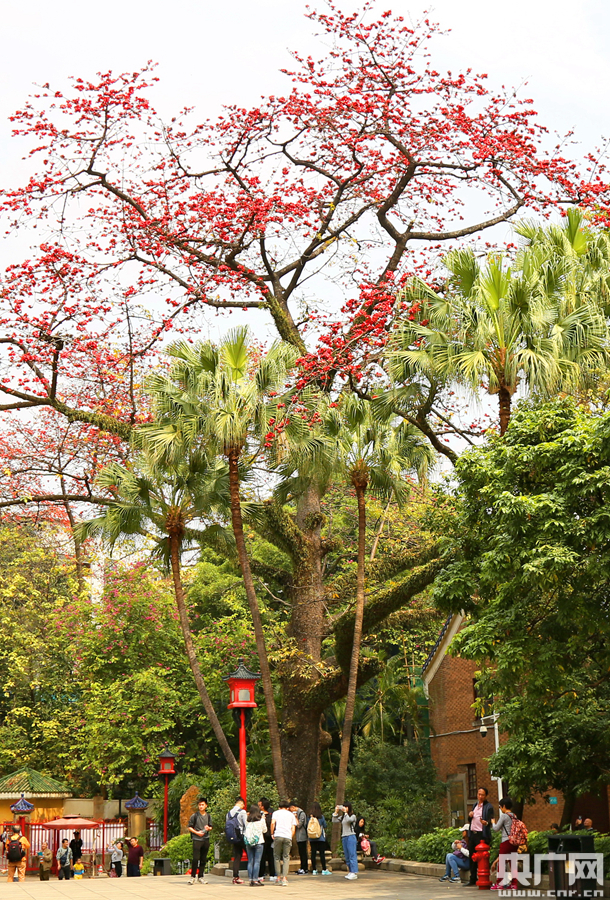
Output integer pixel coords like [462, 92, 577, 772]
[472, 840, 491, 890]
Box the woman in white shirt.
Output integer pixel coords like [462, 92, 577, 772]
[244, 804, 267, 886]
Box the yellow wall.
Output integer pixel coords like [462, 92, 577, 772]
[0, 802, 64, 823]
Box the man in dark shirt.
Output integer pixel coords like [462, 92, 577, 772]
[126, 837, 144, 877]
[188, 797, 213, 884]
[70, 831, 83, 863]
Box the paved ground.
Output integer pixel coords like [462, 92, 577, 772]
[0, 872, 471, 900]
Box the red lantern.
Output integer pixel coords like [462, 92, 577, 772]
[157, 747, 176, 776]
[223, 658, 261, 709]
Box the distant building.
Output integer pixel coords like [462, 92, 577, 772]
[422, 614, 610, 832]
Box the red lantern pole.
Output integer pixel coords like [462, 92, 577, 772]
[239, 709, 247, 805]
[163, 774, 169, 845]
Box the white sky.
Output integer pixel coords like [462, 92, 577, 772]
[1, 0, 608, 172]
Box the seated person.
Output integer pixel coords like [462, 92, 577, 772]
[439, 826, 470, 882]
[355, 816, 385, 865]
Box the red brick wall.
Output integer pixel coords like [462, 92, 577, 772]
[427, 648, 610, 832]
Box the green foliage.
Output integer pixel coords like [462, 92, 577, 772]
[0, 523, 79, 775]
[433, 399, 610, 802]
[143, 833, 193, 875]
[345, 736, 443, 842]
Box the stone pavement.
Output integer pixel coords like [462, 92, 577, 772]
[0, 872, 472, 900]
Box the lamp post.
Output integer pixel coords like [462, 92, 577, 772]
[479, 713, 503, 796]
[222, 658, 261, 805]
[157, 747, 176, 844]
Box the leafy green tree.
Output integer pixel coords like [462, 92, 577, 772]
[345, 736, 443, 841]
[432, 400, 610, 822]
[0, 523, 78, 776]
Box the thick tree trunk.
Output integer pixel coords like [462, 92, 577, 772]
[281, 483, 327, 810]
[333, 475, 368, 846]
[560, 792, 576, 829]
[168, 531, 239, 778]
[227, 450, 288, 799]
[498, 385, 512, 436]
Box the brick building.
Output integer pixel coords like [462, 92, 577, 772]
[422, 614, 610, 833]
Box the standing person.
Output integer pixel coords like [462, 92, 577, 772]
[70, 830, 83, 864]
[6, 825, 30, 883]
[56, 838, 73, 881]
[188, 797, 213, 884]
[257, 798, 276, 883]
[108, 840, 124, 878]
[490, 798, 517, 891]
[39, 841, 53, 881]
[307, 801, 331, 876]
[332, 803, 358, 880]
[355, 816, 385, 865]
[244, 804, 267, 887]
[126, 836, 144, 877]
[289, 800, 308, 875]
[271, 800, 297, 887]
[466, 787, 494, 887]
[226, 797, 247, 885]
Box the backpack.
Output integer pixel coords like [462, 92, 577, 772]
[508, 814, 528, 848]
[7, 837, 25, 862]
[225, 810, 243, 844]
[243, 822, 260, 847]
[360, 837, 371, 856]
[307, 816, 322, 840]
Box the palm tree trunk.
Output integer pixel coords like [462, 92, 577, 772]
[227, 450, 288, 799]
[498, 386, 512, 436]
[169, 532, 239, 778]
[333, 476, 367, 848]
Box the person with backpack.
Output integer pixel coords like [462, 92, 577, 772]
[332, 802, 358, 880]
[6, 825, 30, 883]
[271, 799, 297, 886]
[243, 804, 267, 886]
[257, 798, 276, 883]
[56, 838, 73, 880]
[307, 801, 331, 875]
[289, 800, 308, 875]
[188, 797, 213, 884]
[490, 798, 527, 891]
[226, 796, 247, 885]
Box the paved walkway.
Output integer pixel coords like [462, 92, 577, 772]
[0, 872, 470, 900]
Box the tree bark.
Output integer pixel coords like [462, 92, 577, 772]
[333, 475, 368, 846]
[168, 531, 239, 778]
[498, 385, 512, 436]
[281, 483, 327, 810]
[560, 792, 576, 829]
[227, 449, 288, 799]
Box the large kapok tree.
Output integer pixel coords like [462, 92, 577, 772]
[0, 4, 607, 805]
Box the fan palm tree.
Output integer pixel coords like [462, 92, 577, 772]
[321, 395, 434, 816]
[79, 447, 240, 777]
[139, 327, 315, 799]
[389, 238, 610, 435]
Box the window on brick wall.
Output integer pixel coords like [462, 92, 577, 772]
[467, 764, 477, 801]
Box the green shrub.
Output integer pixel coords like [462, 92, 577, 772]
[346, 737, 444, 843]
[142, 833, 193, 875]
